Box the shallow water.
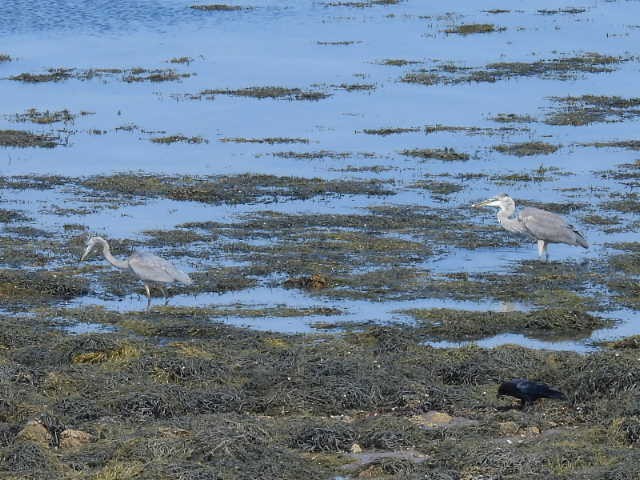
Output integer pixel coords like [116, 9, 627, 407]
[2, 0, 640, 351]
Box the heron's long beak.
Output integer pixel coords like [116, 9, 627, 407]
[80, 246, 91, 261]
[472, 198, 496, 208]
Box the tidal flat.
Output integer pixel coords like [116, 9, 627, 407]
[1, 0, 640, 478]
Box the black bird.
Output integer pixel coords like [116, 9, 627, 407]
[497, 379, 567, 409]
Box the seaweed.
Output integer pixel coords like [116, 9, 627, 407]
[0, 130, 60, 148]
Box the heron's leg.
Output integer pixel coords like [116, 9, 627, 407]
[160, 286, 169, 305]
[537, 240, 548, 261]
[144, 283, 152, 312]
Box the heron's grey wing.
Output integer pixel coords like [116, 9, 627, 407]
[129, 251, 193, 284]
[518, 207, 588, 247]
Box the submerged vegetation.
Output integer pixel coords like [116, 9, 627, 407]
[190, 4, 246, 11]
[9, 67, 191, 83]
[9, 109, 76, 125]
[400, 147, 470, 161]
[444, 23, 502, 35]
[0, 130, 60, 148]
[402, 53, 626, 86]
[545, 95, 640, 126]
[494, 142, 559, 156]
[150, 135, 207, 144]
[201, 86, 331, 101]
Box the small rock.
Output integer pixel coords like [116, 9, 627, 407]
[159, 427, 191, 438]
[521, 426, 541, 436]
[350, 443, 363, 454]
[284, 273, 329, 290]
[59, 429, 94, 448]
[410, 411, 453, 427]
[16, 420, 51, 445]
[498, 421, 519, 435]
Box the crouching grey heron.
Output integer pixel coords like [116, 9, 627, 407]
[81, 236, 193, 311]
[472, 193, 588, 260]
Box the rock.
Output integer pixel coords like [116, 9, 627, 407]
[284, 273, 328, 290]
[410, 411, 453, 427]
[350, 443, 363, 454]
[59, 429, 94, 448]
[16, 420, 51, 446]
[498, 421, 520, 435]
[159, 427, 191, 438]
[521, 426, 541, 436]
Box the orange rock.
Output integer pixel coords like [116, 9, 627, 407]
[60, 429, 94, 448]
[16, 420, 51, 445]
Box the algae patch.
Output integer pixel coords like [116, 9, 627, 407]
[401, 308, 612, 341]
[444, 24, 503, 35]
[494, 142, 559, 157]
[402, 53, 626, 87]
[400, 147, 470, 161]
[80, 173, 393, 204]
[201, 86, 330, 101]
[150, 135, 207, 144]
[9, 109, 77, 125]
[545, 95, 640, 126]
[220, 137, 309, 144]
[190, 4, 248, 11]
[0, 130, 60, 148]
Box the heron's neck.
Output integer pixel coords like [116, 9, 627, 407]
[98, 239, 129, 270]
[497, 205, 525, 234]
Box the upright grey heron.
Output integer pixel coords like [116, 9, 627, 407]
[472, 193, 588, 260]
[81, 236, 193, 311]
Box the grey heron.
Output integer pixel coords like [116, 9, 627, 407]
[81, 236, 193, 311]
[472, 193, 588, 260]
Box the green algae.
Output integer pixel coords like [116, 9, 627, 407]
[377, 58, 420, 67]
[317, 40, 361, 46]
[545, 95, 640, 126]
[412, 179, 464, 196]
[490, 113, 536, 123]
[444, 24, 502, 35]
[123, 69, 191, 83]
[584, 140, 640, 150]
[201, 86, 331, 101]
[220, 137, 309, 144]
[362, 126, 421, 135]
[0, 130, 60, 148]
[324, 0, 401, 6]
[10, 109, 76, 125]
[400, 147, 470, 161]
[402, 53, 626, 87]
[494, 141, 559, 156]
[80, 173, 393, 205]
[271, 150, 351, 160]
[401, 308, 613, 341]
[190, 4, 245, 11]
[149, 135, 207, 144]
[167, 56, 193, 64]
[9, 67, 190, 84]
[538, 7, 586, 14]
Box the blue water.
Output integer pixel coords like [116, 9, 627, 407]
[2, 0, 640, 350]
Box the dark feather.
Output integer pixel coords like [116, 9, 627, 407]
[498, 379, 566, 407]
